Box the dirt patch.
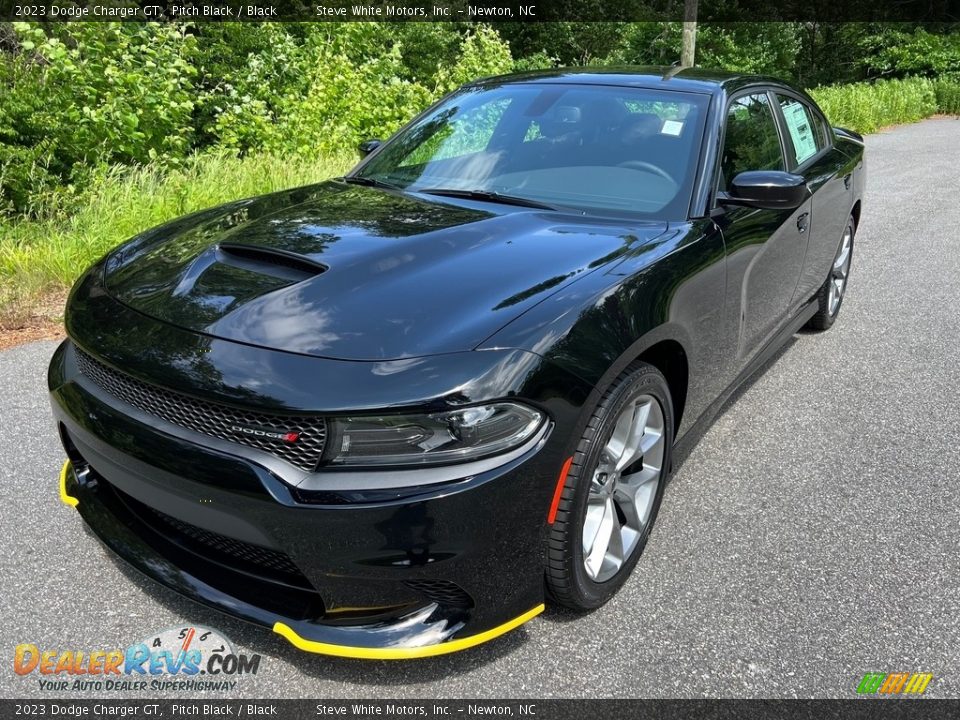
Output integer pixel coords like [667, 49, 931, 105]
[0, 290, 66, 350]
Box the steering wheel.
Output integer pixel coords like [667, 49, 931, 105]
[617, 161, 676, 185]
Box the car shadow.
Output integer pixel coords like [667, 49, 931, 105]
[666, 335, 798, 480]
[711, 336, 797, 428]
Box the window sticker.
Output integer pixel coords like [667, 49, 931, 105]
[781, 101, 818, 165]
[661, 120, 683, 136]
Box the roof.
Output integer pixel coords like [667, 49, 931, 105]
[470, 66, 788, 96]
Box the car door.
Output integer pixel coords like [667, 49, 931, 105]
[772, 91, 857, 304]
[712, 90, 811, 365]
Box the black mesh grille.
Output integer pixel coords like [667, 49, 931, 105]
[96, 473, 322, 616]
[75, 347, 326, 471]
[404, 579, 474, 608]
[146, 506, 304, 578]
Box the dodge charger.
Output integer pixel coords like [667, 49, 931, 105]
[49, 67, 865, 659]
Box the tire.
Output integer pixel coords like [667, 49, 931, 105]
[806, 216, 855, 331]
[546, 362, 674, 610]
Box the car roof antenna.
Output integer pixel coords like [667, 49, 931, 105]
[663, 61, 685, 80]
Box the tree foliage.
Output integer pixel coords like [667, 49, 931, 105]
[606, 23, 803, 77]
[857, 26, 960, 78]
[0, 20, 958, 218]
[2, 22, 197, 214]
[0, 22, 513, 215]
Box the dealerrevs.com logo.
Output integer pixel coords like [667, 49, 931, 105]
[13, 626, 261, 692]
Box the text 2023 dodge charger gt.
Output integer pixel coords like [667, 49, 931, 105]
[50, 68, 864, 659]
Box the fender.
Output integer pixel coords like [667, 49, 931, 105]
[482, 218, 729, 442]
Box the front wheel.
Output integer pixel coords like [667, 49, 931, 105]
[545, 362, 674, 610]
[806, 217, 854, 331]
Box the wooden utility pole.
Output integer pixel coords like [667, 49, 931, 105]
[681, 0, 698, 67]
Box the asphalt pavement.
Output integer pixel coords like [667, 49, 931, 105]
[2, 117, 959, 699]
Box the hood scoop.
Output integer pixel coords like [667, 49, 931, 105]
[128, 242, 330, 329]
[169, 243, 327, 300]
[216, 243, 328, 282]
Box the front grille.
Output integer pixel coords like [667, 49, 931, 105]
[404, 579, 474, 608]
[147, 505, 304, 578]
[97, 478, 324, 619]
[75, 347, 326, 471]
[106, 478, 309, 585]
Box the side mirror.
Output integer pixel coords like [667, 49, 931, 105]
[719, 170, 809, 211]
[358, 139, 382, 157]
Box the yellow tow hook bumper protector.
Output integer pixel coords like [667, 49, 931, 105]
[272, 603, 545, 660]
[59, 459, 80, 508]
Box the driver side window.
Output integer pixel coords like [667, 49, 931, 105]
[719, 93, 785, 191]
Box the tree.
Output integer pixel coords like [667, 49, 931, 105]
[682, 0, 698, 67]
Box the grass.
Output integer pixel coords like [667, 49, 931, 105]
[0, 151, 353, 325]
[808, 76, 954, 134]
[3, 74, 960, 330]
[934, 78, 960, 115]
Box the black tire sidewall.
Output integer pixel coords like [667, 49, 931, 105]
[554, 363, 674, 609]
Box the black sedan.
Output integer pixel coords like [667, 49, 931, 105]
[50, 67, 865, 659]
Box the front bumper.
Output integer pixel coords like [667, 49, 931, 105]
[50, 338, 587, 658]
[59, 460, 543, 659]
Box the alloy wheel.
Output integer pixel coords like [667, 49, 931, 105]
[582, 394, 665, 583]
[828, 226, 853, 316]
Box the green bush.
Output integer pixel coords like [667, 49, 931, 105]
[859, 28, 960, 79]
[500, 22, 628, 66]
[263, 25, 511, 157]
[195, 23, 512, 156]
[1, 22, 198, 215]
[194, 23, 312, 151]
[809, 76, 938, 134]
[0, 22, 513, 216]
[433, 25, 514, 93]
[16, 22, 197, 164]
[0, 58, 62, 215]
[934, 78, 960, 114]
[512, 51, 560, 72]
[605, 23, 803, 78]
[265, 28, 434, 157]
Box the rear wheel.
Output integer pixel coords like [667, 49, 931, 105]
[806, 217, 854, 331]
[546, 362, 674, 610]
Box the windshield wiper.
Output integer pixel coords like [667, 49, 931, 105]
[339, 176, 401, 190]
[417, 188, 556, 210]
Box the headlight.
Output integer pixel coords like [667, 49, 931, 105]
[323, 402, 545, 467]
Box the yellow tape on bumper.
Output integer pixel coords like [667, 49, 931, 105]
[59, 460, 79, 508]
[273, 603, 545, 660]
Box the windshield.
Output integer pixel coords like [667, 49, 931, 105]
[355, 82, 710, 218]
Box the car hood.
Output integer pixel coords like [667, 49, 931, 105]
[105, 182, 667, 361]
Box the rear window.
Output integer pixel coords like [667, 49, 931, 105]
[776, 95, 823, 166]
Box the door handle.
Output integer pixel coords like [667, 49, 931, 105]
[796, 212, 809, 234]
